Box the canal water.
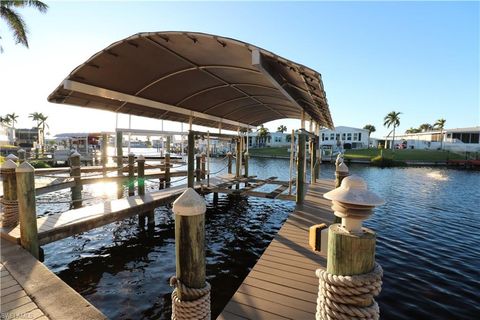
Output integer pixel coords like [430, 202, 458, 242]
[39, 157, 480, 319]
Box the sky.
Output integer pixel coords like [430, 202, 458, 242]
[0, 1, 478, 139]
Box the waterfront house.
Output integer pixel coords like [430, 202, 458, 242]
[320, 126, 369, 152]
[388, 126, 480, 151]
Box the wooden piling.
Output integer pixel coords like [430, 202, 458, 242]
[16, 162, 39, 259]
[244, 151, 249, 178]
[311, 138, 317, 183]
[137, 155, 146, 226]
[1, 160, 19, 227]
[166, 136, 171, 153]
[196, 154, 201, 183]
[101, 133, 108, 176]
[327, 224, 376, 307]
[296, 132, 306, 204]
[18, 149, 26, 163]
[128, 153, 135, 196]
[227, 152, 232, 174]
[70, 152, 82, 209]
[201, 153, 206, 180]
[116, 131, 124, 199]
[187, 131, 195, 188]
[165, 153, 171, 188]
[172, 188, 206, 300]
[235, 139, 241, 178]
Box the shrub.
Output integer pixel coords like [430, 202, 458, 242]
[30, 160, 51, 168]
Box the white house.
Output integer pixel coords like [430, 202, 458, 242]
[389, 126, 480, 152]
[320, 126, 369, 151]
[248, 131, 291, 148]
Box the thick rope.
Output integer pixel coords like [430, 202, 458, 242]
[0, 199, 19, 227]
[316, 263, 383, 320]
[170, 276, 211, 320]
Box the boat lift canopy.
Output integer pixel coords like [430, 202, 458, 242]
[48, 31, 334, 131]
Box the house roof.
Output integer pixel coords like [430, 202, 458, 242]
[47, 31, 334, 131]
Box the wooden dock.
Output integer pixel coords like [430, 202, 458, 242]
[218, 179, 335, 320]
[1, 240, 106, 320]
[1, 174, 236, 246]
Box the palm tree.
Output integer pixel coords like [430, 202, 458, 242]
[419, 123, 433, 132]
[29, 112, 48, 152]
[405, 127, 420, 134]
[434, 118, 446, 150]
[6, 113, 18, 129]
[0, 0, 48, 52]
[0, 115, 11, 126]
[257, 125, 270, 147]
[363, 124, 376, 148]
[277, 125, 287, 133]
[383, 111, 401, 150]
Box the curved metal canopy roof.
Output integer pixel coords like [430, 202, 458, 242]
[48, 31, 334, 131]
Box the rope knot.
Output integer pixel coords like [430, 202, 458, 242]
[316, 263, 383, 320]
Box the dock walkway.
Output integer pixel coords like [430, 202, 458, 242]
[1, 241, 105, 320]
[218, 179, 334, 320]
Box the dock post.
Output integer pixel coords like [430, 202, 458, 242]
[296, 132, 306, 204]
[200, 152, 206, 180]
[18, 149, 26, 163]
[196, 154, 202, 183]
[315, 136, 321, 181]
[227, 151, 232, 174]
[171, 188, 210, 317]
[187, 131, 195, 188]
[213, 192, 218, 205]
[101, 133, 108, 176]
[1, 159, 19, 228]
[335, 155, 349, 188]
[16, 162, 39, 259]
[166, 135, 171, 153]
[244, 151, 249, 178]
[116, 131, 124, 199]
[165, 153, 171, 188]
[137, 155, 147, 227]
[128, 153, 135, 196]
[235, 139, 241, 178]
[310, 138, 317, 183]
[70, 152, 82, 209]
[317, 176, 384, 320]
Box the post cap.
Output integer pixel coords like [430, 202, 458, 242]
[324, 175, 384, 206]
[16, 161, 35, 173]
[137, 154, 145, 161]
[335, 153, 344, 166]
[70, 151, 81, 157]
[227, 152, 232, 156]
[244, 151, 249, 156]
[6, 154, 18, 161]
[128, 152, 135, 157]
[2, 159, 17, 169]
[336, 162, 349, 173]
[18, 148, 26, 153]
[201, 152, 206, 156]
[173, 188, 207, 216]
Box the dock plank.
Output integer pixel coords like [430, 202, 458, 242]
[217, 180, 334, 320]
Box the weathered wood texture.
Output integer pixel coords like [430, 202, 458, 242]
[1, 241, 106, 320]
[175, 214, 205, 299]
[218, 179, 335, 320]
[70, 154, 82, 209]
[16, 164, 39, 259]
[296, 133, 306, 204]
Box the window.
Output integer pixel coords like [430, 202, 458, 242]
[322, 133, 325, 141]
[275, 136, 282, 142]
[347, 133, 352, 141]
[353, 133, 358, 141]
[471, 133, 479, 144]
[336, 134, 340, 140]
[342, 133, 346, 140]
[358, 133, 362, 141]
[330, 133, 335, 140]
[325, 136, 329, 141]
